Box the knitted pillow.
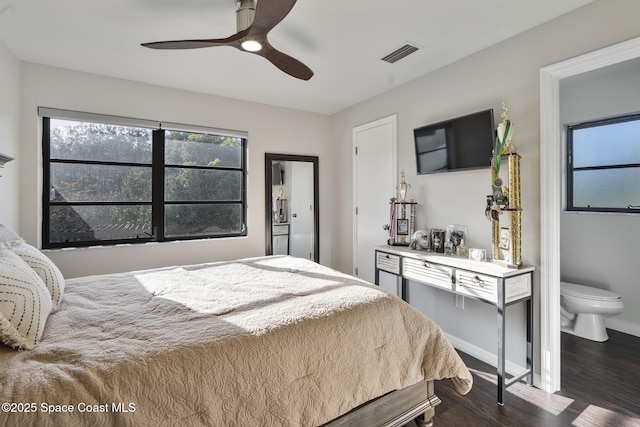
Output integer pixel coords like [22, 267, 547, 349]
[11, 240, 65, 311]
[0, 249, 52, 350]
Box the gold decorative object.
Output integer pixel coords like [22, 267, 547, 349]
[487, 103, 522, 268]
[396, 169, 411, 202]
[496, 102, 514, 154]
[508, 152, 522, 265]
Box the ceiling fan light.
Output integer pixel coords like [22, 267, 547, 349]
[241, 40, 262, 52]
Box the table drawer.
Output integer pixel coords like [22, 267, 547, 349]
[376, 252, 400, 275]
[456, 271, 532, 304]
[456, 271, 497, 302]
[272, 224, 289, 235]
[403, 258, 453, 291]
[504, 274, 532, 303]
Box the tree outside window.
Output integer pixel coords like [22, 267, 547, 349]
[43, 114, 247, 249]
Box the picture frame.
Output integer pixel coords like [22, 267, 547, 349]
[445, 224, 467, 252]
[396, 218, 409, 235]
[430, 228, 445, 253]
[499, 227, 510, 250]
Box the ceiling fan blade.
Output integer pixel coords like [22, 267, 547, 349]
[141, 30, 248, 50]
[142, 40, 224, 50]
[250, 0, 297, 35]
[256, 42, 313, 80]
[141, 0, 314, 80]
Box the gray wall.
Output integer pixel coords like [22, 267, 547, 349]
[18, 63, 333, 278]
[559, 57, 640, 336]
[0, 40, 20, 228]
[330, 0, 640, 370]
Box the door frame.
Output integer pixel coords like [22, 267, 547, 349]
[352, 114, 397, 277]
[539, 36, 640, 393]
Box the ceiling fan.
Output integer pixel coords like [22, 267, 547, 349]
[141, 0, 313, 81]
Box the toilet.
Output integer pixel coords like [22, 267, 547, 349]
[560, 281, 624, 342]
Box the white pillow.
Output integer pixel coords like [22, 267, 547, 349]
[0, 224, 20, 247]
[11, 240, 65, 311]
[0, 249, 52, 350]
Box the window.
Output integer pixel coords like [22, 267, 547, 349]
[567, 113, 640, 213]
[41, 108, 247, 249]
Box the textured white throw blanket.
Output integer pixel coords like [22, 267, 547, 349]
[0, 255, 472, 426]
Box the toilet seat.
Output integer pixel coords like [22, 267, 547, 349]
[561, 281, 621, 302]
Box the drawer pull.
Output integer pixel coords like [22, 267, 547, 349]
[472, 275, 486, 287]
[423, 260, 431, 268]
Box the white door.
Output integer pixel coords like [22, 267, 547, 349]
[290, 162, 315, 260]
[353, 115, 397, 285]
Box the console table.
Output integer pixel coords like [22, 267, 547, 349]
[374, 245, 534, 405]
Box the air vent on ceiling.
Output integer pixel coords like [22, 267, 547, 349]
[381, 43, 419, 64]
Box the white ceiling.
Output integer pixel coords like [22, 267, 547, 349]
[0, 0, 594, 115]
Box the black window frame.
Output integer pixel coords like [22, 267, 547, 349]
[42, 110, 248, 249]
[566, 112, 640, 214]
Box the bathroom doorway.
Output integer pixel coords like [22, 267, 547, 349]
[539, 36, 640, 394]
[558, 58, 640, 336]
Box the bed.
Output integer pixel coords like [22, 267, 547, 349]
[0, 232, 472, 426]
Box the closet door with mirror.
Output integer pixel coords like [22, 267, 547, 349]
[265, 153, 319, 262]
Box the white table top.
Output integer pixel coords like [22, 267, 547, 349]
[376, 245, 534, 278]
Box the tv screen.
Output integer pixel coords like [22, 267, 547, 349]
[414, 109, 495, 174]
[272, 162, 284, 185]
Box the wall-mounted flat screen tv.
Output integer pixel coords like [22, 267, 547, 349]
[272, 162, 284, 185]
[414, 109, 495, 174]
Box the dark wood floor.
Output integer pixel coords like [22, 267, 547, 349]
[418, 330, 640, 426]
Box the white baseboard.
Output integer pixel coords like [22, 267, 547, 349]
[606, 318, 640, 338]
[444, 333, 526, 378]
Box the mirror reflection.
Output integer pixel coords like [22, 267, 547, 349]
[265, 153, 318, 262]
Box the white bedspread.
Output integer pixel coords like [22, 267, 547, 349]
[0, 255, 472, 426]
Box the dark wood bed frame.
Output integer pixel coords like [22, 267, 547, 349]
[322, 380, 440, 427]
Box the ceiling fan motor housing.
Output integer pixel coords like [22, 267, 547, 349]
[236, 0, 256, 32]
